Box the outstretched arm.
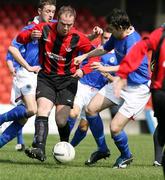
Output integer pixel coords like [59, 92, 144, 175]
[74, 45, 107, 65]
[91, 61, 119, 73]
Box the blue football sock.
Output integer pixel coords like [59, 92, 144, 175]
[17, 128, 24, 144]
[67, 116, 76, 131]
[112, 130, 131, 158]
[70, 126, 87, 147]
[86, 114, 108, 152]
[0, 105, 28, 126]
[0, 121, 24, 148]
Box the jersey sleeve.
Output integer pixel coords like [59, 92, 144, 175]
[16, 23, 44, 44]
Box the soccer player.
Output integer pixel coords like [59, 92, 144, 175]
[113, 24, 165, 175]
[74, 8, 151, 168]
[0, 0, 56, 149]
[68, 29, 118, 165]
[17, 5, 99, 162]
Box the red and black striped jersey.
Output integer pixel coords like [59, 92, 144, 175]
[17, 22, 99, 76]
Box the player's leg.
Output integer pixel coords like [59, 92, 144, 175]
[110, 112, 133, 168]
[70, 109, 88, 147]
[0, 70, 37, 126]
[68, 104, 81, 131]
[111, 84, 150, 168]
[56, 104, 71, 142]
[152, 89, 165, 167]
[85, 92, 112, 165]
[153, 126, 163, 166]
[67, 81, 86, 131]
[0, 118, 27, 148]
[25, 97, 54, 161]
[56, 78, 78, 142]
[15, 128, 25, 151]
[0, 104, 29, 126]
[25, 76, 55, 161]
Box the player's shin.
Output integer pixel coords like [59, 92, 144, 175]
[32, 116, 48, 153]
[112, 130, 131, 158]
[70, 126, 87, 147]
[58, 121, 70, 142]
[67, 116, 76, 131]
[86, 114, 108, 152]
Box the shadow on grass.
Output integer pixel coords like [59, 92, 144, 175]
[0, 157, 115, 169]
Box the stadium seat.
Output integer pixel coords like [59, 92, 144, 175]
[6, 26, 18, 39]
[97, 16, 107, 27]
[0, 91, 11, 104]
[0, 10, 6, 20]
[2, 17, 11, 27]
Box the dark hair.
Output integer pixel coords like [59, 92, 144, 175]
[106, 8, 131, 30]
[57, 6, 76, 20]
[38, 0, 56, 9]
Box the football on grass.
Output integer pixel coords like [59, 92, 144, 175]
[53, 142, 75, 163]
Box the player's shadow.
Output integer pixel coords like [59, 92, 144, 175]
[0, 158, 62, 169]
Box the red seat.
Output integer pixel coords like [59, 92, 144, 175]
[0, 91, 11, 104]
[2, 17, 11, 27]
[6, 26, 18, 39]
[98, 16, 107, 27]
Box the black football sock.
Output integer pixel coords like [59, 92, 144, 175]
[58, 121, 70, 142]
[33, 116, 48, 153]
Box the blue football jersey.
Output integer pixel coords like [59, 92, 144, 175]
[80, 51, 118, 89]
[6, 51, 21, 71]
[103, 28, 150, 85]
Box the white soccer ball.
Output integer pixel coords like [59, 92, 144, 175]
[53, 142, 75, 163]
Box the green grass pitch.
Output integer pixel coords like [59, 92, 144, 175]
[0, 134, 163, 180]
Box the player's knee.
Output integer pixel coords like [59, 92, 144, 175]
[79, 119, 89, 132]
[27, 108, 37, 117]
[37, 107, 51, 117]
[69, 110, 78, 119]
[110, 123, 121, 135]
[85, 106, 97, 116]
[56, 117, 67, 128]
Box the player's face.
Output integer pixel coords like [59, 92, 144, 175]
[39, 5, 56, 22]
[57, 14, 75, 36]
[101, 32, 111, 45]
[108, 24, 124, 39]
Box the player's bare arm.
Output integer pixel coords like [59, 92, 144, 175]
[6, 60, 16, 76]
[113, 76, 127, 97]
[91, 61, 119, 72]
[8, 45, 40, 73]
[101, 72, 115, 82]
[74, 45, 107, 65]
